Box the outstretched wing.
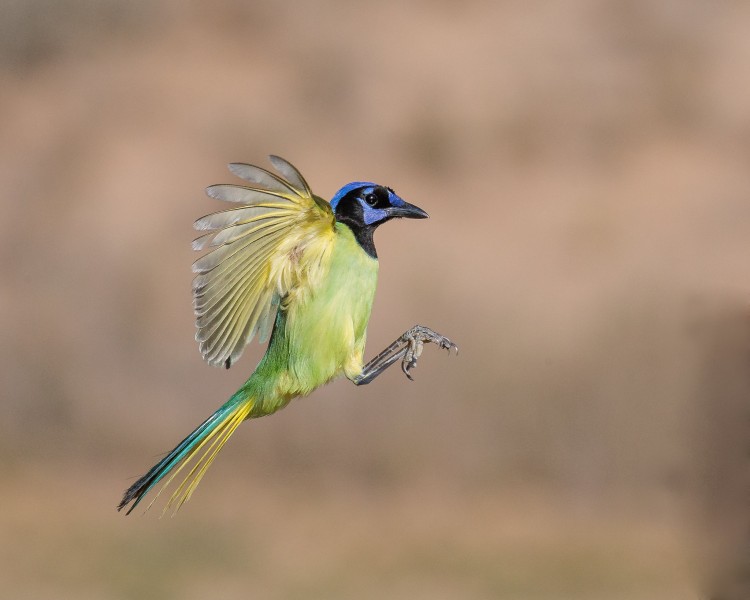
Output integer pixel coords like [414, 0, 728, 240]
[192, 155, 335, 368]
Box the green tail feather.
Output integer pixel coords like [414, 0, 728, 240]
[118, 391, 253, 515]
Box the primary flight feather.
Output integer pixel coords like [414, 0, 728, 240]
[119, 156, 456, 515]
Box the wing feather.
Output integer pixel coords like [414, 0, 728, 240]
[227, 163, 302, 197]
[195, 202, 295, 231]
[192, 213, 290, 250]
[194, 245, 276, 338]
[205, 183, 299, 205]
[202, 274, 269, 364]
[196, 228, 298, 360]
[268, 155, 312, 197]
[193, 156, 335, 367]
[192, 219, 291, 276]
[194, 227, 286, 334]
[192, 220, 289, 303]
[209, 285, 273, 366]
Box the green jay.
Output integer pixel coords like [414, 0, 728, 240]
[118, 156, 456, 515]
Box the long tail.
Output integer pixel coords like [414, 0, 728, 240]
[118, 391, 254, 515]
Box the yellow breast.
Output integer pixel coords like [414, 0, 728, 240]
[283, 223, 379, 391]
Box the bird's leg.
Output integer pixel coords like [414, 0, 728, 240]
[353, 325, 457, 385]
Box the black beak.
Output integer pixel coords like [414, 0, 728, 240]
[386, 201, 429, 219]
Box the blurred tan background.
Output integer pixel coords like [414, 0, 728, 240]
[2, 1, 749, 598]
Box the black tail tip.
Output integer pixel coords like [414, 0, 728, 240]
[118, 477, 150, 515]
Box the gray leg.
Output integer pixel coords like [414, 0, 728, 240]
[353, 325, 457, 386]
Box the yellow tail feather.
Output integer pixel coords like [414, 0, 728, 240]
[149, 400, 253, 516]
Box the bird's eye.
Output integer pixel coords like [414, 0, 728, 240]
[364, 193, 378, 206]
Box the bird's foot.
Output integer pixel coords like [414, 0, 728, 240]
[400, 325, 458, 380]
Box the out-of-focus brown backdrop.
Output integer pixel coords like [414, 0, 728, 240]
[2, 1, 749, 598]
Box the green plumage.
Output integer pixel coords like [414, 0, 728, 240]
[119, 222, 377, 514]
[118, 157, 454, 515]
[241, 222, 378, 413]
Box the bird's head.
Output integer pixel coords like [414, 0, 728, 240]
[330, 182, 427, 258]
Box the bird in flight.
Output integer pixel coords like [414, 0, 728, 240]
[118, 156, 456, 515]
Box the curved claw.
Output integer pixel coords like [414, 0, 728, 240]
[357, 326, 457, 387]
[401, 360, 415, 381]
[440, 339, 458, 354]
[402, 338, 421, 381]
[397, 327, 458, 381]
